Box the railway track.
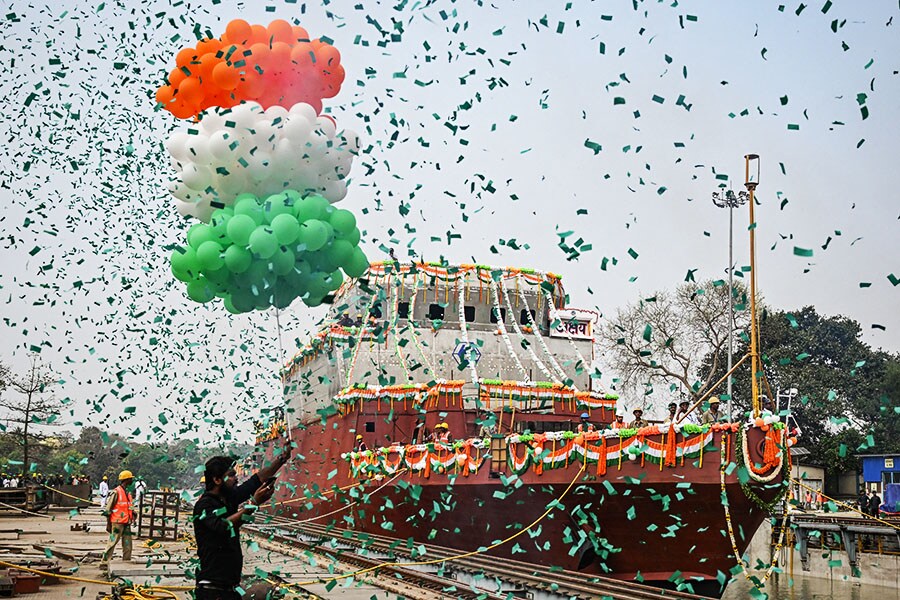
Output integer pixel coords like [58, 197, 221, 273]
[246, 514, 712, 599]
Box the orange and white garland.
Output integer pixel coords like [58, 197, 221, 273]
[343, 438, 489, 478]
[741, 413, 785, 483]
[506, 427, 718, 475]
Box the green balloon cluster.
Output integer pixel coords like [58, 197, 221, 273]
[170, 191, 369, 313]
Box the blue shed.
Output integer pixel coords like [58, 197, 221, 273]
[858, 454, 900, 494]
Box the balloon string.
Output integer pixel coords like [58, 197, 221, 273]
[274, 307, 293, 443]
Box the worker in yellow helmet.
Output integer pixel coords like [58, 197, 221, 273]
[99, 469, 135, 575]
[436, 422, 452, 443]
[354, 434, 367, 452]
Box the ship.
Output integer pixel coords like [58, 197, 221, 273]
[258, 254, 792, 596]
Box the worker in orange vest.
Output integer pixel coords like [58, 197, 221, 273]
[99, 470, 135, 574]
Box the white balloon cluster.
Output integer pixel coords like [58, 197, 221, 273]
[165, 102, 359, 222]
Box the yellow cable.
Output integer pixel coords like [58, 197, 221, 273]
[274, 463, 588, 590]
[790, 478, 900, 531]
[0, 500, 56, 518]
[0, 559, 193, 592]
[41, 484, 101, 505]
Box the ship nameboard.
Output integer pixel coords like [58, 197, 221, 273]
[550, 309, 594, 340]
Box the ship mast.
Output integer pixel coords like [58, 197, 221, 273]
[744, 154, 761, 418]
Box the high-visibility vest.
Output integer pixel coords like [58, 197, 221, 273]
[110, 486, 134, 524]
[437, 432, 450, 443]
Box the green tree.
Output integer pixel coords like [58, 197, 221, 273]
[0, 358, 61, 476]
[704, 306, 899, 474]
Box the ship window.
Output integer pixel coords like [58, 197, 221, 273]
[520, 309, 536, 325]
[397, 301, 410, 319]
[428, 304, 445, 320]
[365, 421, 375, 432]
[490, 438, 508, 474]
[464, 305, 476, 322]
[489, 307, 507, 323]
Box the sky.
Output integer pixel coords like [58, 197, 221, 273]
[0, 0, 897, 444]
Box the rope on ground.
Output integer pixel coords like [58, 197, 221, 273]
[276, 463, 588, 589]
[0, 559, 194, 593]
[790, 478, 900, 531]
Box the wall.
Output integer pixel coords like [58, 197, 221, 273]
[746, 516, 900, 589]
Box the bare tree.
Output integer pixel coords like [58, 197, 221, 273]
[0, 358, 61, 477]
[596, 280, 751, 406]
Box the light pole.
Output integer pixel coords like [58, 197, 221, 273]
[712, 187, 749, 421]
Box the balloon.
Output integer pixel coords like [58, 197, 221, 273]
[297, 220, 328, 251]
[164, 104, 358, 219]
[196, 240, 224, 271]
[233, 194, 264, 224]
[212, 62, 239, 90]
[329, 208, 356, 234]
[248, 226, 278, 259]
[294, 194, 329, 222]
[158, 21, 346, 119]
[176, 47, 198, 69]
[325, 269, 344, 291]
[171, 248, 199, 282]
[230, 287, 256, 312]
[326, 239, 353, 266]
[187, 223, 216, 249]
[270, 213, 300, 244]
[226, 214, 257, 246]
[187, 278, 215, 303]
[344, 247, 369, 278]
[263, 193, 293, 223]
[270, 247, 295, 276]
[223, 244, 252, 273]
[337, 226, 361, 247]
[267, 19, 294, 43]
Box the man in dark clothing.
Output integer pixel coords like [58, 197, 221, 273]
[868, 491, 882, 517]
[192, 443, 292, 600]
[858, 490, 869, 515]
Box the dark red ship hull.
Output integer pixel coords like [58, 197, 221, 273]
[263, 414, 785, 596]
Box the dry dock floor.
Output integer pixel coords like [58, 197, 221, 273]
[0, 507, 396, 600]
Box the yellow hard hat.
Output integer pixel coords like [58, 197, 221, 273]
[119, 470, 134, 481]
[356, 435, 363, 440]
[439, 422, 448, 429]
[103, 476, 108, 480]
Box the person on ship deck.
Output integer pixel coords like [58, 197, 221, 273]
[435, 423, 452, 443]
[478, 410, 497, 438]
[576, 412, 595, 433]
[609, 411, 626, 430]
[662, 402, 678, 425]
[700, 397, 724, 424]
[629, 408, 649, 429]
[354, 435, 367, 452]
[676, 400, 697, 425]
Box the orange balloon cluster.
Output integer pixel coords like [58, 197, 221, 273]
[155, 19, 344, 119]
